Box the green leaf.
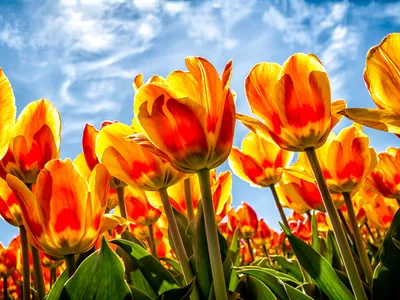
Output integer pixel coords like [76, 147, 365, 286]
[372, 209, 400, 299]
[326, 231, 345, 272]
[229, 269, 240, 292]
[280, 223, 355, 300]
[238, 266, 300, 285]
[311, 211, 320, 254]
[156, 278, 195, 300]
[129, 285, 153, 300]
[321, 236, 333, 265]
[46, 270, 68, 300]
[229, 227, 240, 267]
[393, 237, 400, 250]
[168, 207, 194, 258]
[271, 256, 303, 282]
[161, 258, 182, 274]
[129, 267, 158, 299]
[282, 281, 314, 300]
[60, 237, 132, 299]
[112, 239, 180, 296]
[246, 276, 277, 300]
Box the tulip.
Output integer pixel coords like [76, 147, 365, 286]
[340, 33, 400, 135]
[369, 148, 400, 202]
[0, 177, 23, 227]
[252, 218, 274, 258]
[229, 131, 293, 187]
[6, 159, 123, 261]
[0, 69, 16, 161]
[0, 99, 61, 184]
[0, 243, 17, 278]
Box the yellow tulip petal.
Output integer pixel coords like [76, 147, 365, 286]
[0, 69, 16, 160]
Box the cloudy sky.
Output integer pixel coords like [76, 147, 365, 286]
[0, 0, 399, 244]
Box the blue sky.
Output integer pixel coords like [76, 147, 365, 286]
[0, 0, 399, 244]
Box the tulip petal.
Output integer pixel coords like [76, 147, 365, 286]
[0, 177, 22, 227]
[339, 108, 400, 134]
[99, 214, 128, 233]
[133, 74, 143, 90]
[228, 147, 264, 186]
[0, 69, 16, 160]
[73, 153, 92, 181]
[83, 124, 99, 171]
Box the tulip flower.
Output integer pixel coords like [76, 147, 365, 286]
[0, 99, 61, 184]
[0, 243, 17, 278]
[229, 131, 293, 187]
[228, 203, 258, 239]
[6, 159, 123, 258]
[0, 69, 16, 160]
[369, 148, 400, 201]
[0, 177, 23, 227]
[340, 33, 400, 135]
[241, 53, 345, 152]
[134, 57, 235, 173]
[252, 218, 273, 246]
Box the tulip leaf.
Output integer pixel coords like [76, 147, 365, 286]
[46, 270, 68, 300]
[129, 285, 153, 300]
[280, 223, 355, 300]
[283, 282, 314, 300]
[326, 230, 345, 272]
[60, 237, 132, 299]
[229, 227, 240, 267]
[168, 207, 194, 258]
[311, 211, 320, 253]
[271, 256, 303, 282]
[156, 278, 195, 300]
[129, 268, 158, 299]
[161, 257, 182, 273]
[112, 239, 180, 296]
[245, 276, 277, 300]
[372, 209, 400, 299]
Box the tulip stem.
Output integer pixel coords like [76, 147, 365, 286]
[306, 148, 367, 300]
[116, 186, 127, 219]
[246, 238, 255, 262]
[197, 168, 228, 300]
[343, 192, 373, 284]
[19, 226, 31, 300]
[147, 224, 158, 259]
[184, 178, 195, 222]
[338, 209, 356, 245]
[270, 184, 289, 228]
[3, 277, 8, 300]
[50, 268, 56, 288]
[31, 246, 45, 299]
[65, 254, 76, 278]
[262, 245, 273, 265]
[159, 188, 200, 300]
[364, 222, 375, 242]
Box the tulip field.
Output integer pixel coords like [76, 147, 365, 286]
[1, 31, 400, 300]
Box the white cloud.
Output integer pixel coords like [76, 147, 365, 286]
[0, 22, 24, 49]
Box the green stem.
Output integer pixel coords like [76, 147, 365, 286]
[197, 168, 228, 300]
[184, 178, 195, 222]
[147, 224, 158, 259]
[65, 254, 76, 278]
[270, 184, 289, 228]
[31, 246, 45, 299]
[338, 209, 356, 245]
[246, 238, 255, 262]
[159, 188, 200, 300]
[116, 186, 127, 219]
[306, 148, 367, 300]
[262, 245, 273, 265]
[19, 226, 30, 300]
[364, 222, 376, 242]
[306, 210, 312, 221]
[343, 192, 373, 285]
[50, 268, 56, 288]
[3, 277, 8, 300]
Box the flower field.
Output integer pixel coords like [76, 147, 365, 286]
[0, 32, 400, 300]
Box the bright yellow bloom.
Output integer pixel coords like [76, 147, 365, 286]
[228, 131, 293, 187]
[241, 53, 345, 151]
[6, 159, 123, 257]
[133, 57, 236, 173]
[340, 33, 400, 134]
[0, 99, 61, 184]
[0, 69, 16, 161]
[95, 122, 185, 191]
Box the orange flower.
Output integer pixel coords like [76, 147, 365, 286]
[340, 33, 400, 134]
[0, 99, 61, 184]
[228, 131, 293, 187]
[123, 186, 161, 226]
[369, 148, 400, 199]
[0, 69, 16, 161]
[277, 170, 344, 213]
[133, 57, 235, 173]
[95, 122, 186, 191]
[6, 159, 124, 257]
[227, 202, 258, 239]
[0, 242, 17, 277]
[252, 218, 273, 246]
[296, 125, 377, 193]
[241, 53, 345, 151]
[0, 177, 23, 227]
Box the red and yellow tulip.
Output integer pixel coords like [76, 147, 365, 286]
[6, 159, 123, 257]
[227, 202, 258, 239]
[0, 99, 61, 184]
[0, 69, 16, 161]
[133, 57, 236, 173]
[240, 53, 345, 151]
[0, 177, 23, 227]
[228, 131, 293, 187]
[0, 242, 17, 278]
